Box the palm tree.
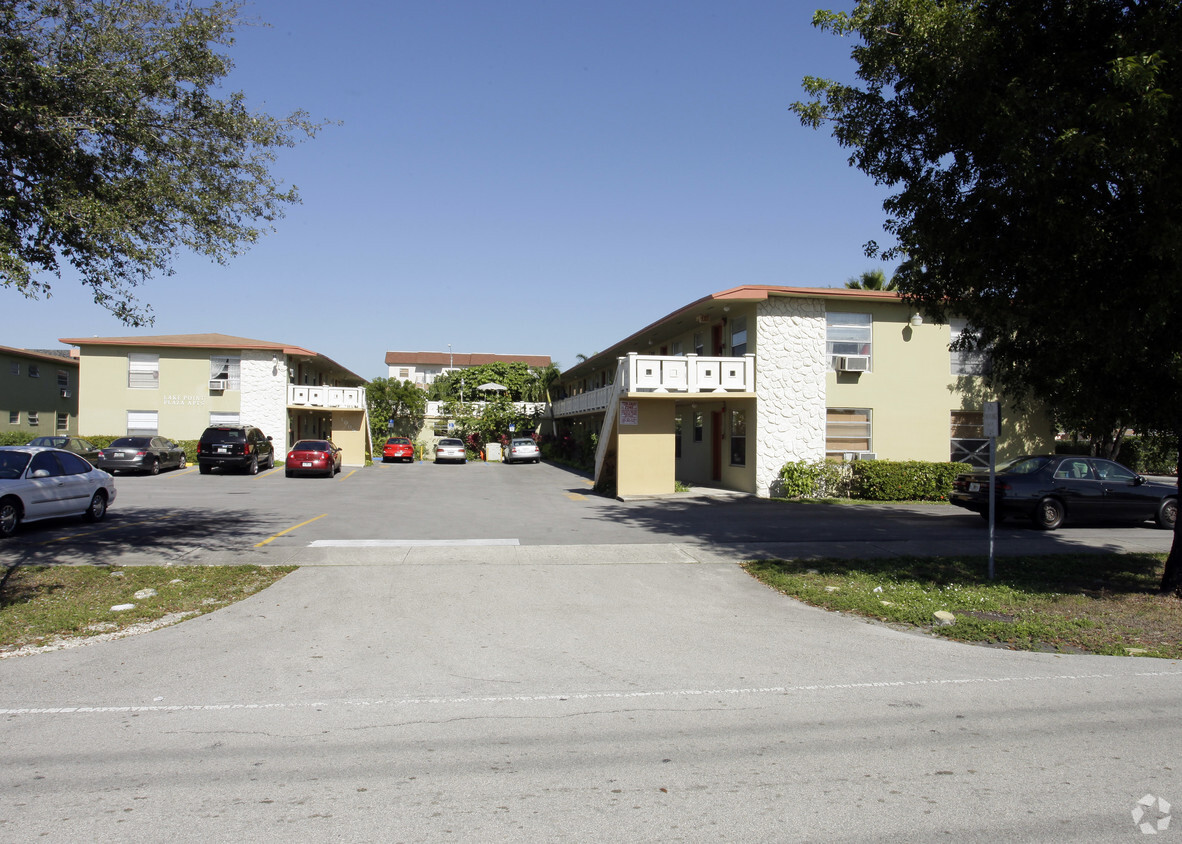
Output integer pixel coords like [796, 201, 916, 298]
[845, 269, 898, 290]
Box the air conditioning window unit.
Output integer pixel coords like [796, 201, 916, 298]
[208, 379, 226, 391]
[858, 452, 877, 460]
[838, 355, 871, 372]
[60, 389, 71, 398]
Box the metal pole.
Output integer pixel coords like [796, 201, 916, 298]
[988, 436, 996, 580]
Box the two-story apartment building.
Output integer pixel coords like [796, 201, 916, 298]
[386, 351, 551, 387]
[550, 286, 1054, 497]
[1, 345, 80, 437]
[59, 333, 370, 465]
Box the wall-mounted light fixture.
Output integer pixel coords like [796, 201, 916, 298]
[910, 313, 923, 327]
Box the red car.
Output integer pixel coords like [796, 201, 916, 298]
[285, 439, 342, 478]
[382, 437, 415, 463]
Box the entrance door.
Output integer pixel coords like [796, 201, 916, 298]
[711, 410, 723, 481]
[711, 324, 724, 356]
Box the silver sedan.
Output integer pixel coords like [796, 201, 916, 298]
[0, 445, 117, 538]
[504, 438, 541, 464]
[434, 438, 467, 464]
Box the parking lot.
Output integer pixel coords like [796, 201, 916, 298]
[1, 457, 1174, 566]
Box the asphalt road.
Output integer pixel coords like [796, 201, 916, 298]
[0, 460, 1179, 842]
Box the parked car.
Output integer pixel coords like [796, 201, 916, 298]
[197, 426, 275, 475]
[96, 436, 187, 475]
[285, 439, 342, 478]
[27, 436, 102, 463]
[950, 454, 1178, 530]
[504, 437, 541, 464]
[0, 445, 117, 538]
[382, 437, 415, 463]
[434, 438, 467, 464]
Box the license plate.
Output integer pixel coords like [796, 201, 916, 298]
[112, 452, 124, 458]
[969, 482, 981, 492]
[217, 447, 230, 454]
[302, 462, 312, 467]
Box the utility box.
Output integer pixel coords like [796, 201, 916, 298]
[485, 442, 502, 462]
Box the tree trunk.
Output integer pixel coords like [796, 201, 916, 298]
[1159, 424, 1182, 597]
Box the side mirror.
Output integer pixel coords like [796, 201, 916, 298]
[31, 469, 50, 479]
[1134, 475, 1146, 486]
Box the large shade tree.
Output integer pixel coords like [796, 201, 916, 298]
[793, 0, 1182, 593]
[1, 0, 321, 324]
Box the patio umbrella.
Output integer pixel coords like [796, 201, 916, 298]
[476, 382, 507, 392]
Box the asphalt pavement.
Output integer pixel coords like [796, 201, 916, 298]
[0, 460, 1179, 841]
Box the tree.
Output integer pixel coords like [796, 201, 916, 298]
[844, 268, 896, 290]
[1, 0, 321, 325]
[793, 0, 1182, 594]
[366, 378, 425, 443]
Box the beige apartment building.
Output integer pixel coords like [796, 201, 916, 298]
[59, 333, 370, 465]
[550, 286, 1054, 497]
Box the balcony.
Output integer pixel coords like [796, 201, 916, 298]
[552, 353, 755, 418]
[425, 401, 548, 417]
[288, 385, 366, 410]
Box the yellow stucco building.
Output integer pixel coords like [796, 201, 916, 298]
[550, 286, 1054, 497]
[59, 334, 370, 465]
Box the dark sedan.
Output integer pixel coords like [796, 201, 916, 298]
[950, 454, 1177, 530]
[27, 436, 101, 463]
[97, 436, 187, 475]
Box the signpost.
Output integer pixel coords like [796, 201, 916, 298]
[983, 401, 1001, 580]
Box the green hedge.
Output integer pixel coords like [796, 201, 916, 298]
[777, 459, 964, 501]
[0, 433, 200, 463]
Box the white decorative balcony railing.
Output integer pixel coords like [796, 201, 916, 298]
[552, 353, 756, 418]
[288, 385, 366, 410]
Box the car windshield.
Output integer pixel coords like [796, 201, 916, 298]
[292, 441, 328, 451]
[0, 451, 32, 480]
[439, 439, 463, 447]
[29, 437, 68, 447]
[998, 456, 1053, 474]
[387, 438, 410, 445]
[110, 437, 151, 448]
[202, 428, 243, 442]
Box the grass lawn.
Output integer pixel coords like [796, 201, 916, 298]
[745, 552, 1182, 659]
[0, 565, 296, 655]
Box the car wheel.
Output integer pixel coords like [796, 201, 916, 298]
[1034, 497, 1065, 530]
[1156, 498, 1178, 530]
[84, 490, 108, 522]
[199, 463, 211, 475]
[247, 456, 259, 475]
[147, 457, 159, 476]
[178, 454, 187, 469]
[0, 496, 21, 538]
[266, 453, 275, 470]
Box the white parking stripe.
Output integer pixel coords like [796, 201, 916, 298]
[307, 538, 520, 547]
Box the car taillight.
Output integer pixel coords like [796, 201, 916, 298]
[243, 443, 252, 454]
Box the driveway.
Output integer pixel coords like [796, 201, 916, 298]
[0, 461, 1179, 841]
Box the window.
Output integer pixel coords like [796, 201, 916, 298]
[29, 451, 62, 477]
[56, 412, 69, 431]
[8, 411, 18, 425]
[28, 411, 40, 427]
[57, 370, 69, 389]
[693, 411, 703, 443]
[9, 362, 18, 376]
[398, 368, 410, 379]
[826, 312, 872, 370]
[950, 319, 989, 375]
[209, 411, 240, 426]
[674, 415, 682, 458]
[127, 410, 158, 436]
[826, 408, 871, 457]
[128, 353, 159, 389]
[28, 364, 40, 378]
[433, 419, 452, 437]
[730, 316, 748, 357]
[671, 341, 683, 357]
[730, 409, 746, 466]
[210, 356, 241, 390]
[693, 332, 704, 356]
[950, 410, 990, 467]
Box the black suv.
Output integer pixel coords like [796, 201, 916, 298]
[197, 426, 275, 475]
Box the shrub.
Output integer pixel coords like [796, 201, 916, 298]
[775, 460, 849, 498]
[849, 460, 963, 501]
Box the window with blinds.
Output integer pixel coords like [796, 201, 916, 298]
[127, 410, 158, 435]
[826, 313, 872, 370]
[826, 408, 872, 456]
[128, 353, 159, 389]
[209, 412, 240, 426]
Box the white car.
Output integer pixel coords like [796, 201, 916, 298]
[0, 445, 117, 538]
[504, 438, 541, 464]
[434, 438, 467, 464]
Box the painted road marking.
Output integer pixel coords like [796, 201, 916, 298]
[255, 513, 327, 547]
[307, 538, 520, 548]
[566, 492, 587, 501]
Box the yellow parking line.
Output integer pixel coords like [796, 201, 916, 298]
[565, 492, 587, 501]
[338, 469, 358, 481]
[255, 513, 326, 547]
[582, 479, 594, 487]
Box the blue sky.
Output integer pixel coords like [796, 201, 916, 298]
[5, 0, 894, 379]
